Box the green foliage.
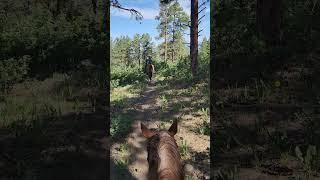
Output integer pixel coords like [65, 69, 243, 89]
[111, 33, 154, 67]
[199, 37, 210, 63]
[156, 0, 189, 62]
[110, 115, 132, 138]
[198, 38, 210, 78]
[0, 96, 63, 129]
[157, 58, 193, 82]
[159, 94, 169, 110]
[141, 33, 154, 60]
[0, 55, 30, 93]
[213, 0, 320, 58]
[0, 0, 106, 79]
[111, 65, 145, 88]
[197, 108, 210, 135]
[180, 139, 189, 157]
[295, 145, 320, 177]
[111, 35, 132, 66]
[197, 120, 210, 135]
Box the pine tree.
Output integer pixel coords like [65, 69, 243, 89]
[156, 0, 188, 62]
[111, 36, 131, 66]
[141, 33, 153, 62]
[156, 3, 170, 62]
[132, 34, 142, 67]
[199, 37, 209, 62]
[167, 0, 189, 62]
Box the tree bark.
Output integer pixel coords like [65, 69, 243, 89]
[190, 0, 198, 76]
[56, 0, 60, 15]
[138, 44, 141, 68]
[92, 0, 97, 14]
[164, 12, 168, 63]
[172, 14, 175, 62]
[102, 0, 108, 33]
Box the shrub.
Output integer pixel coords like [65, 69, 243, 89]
[0, 55, 30, 93]
[111, 65, 145, 87]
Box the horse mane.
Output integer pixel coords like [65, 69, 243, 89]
[146, 131, 183, 180]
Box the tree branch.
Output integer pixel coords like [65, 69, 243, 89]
[198, 6, 206, 14]
[110, 0, 143, 20]
[198, 14, 205, 22]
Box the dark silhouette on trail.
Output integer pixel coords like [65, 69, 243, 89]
[146, 64, 153, 81]
[144, 56, 155, 82]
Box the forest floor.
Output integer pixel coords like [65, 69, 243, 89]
[0, 70, 108, 179]
[212, 56, 320, 179]
[111, 74, 210, 180]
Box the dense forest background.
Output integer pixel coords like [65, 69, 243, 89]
[0, 0, 107, 87]
[0, 0, 108, 179]
[211, 0, 320, 179]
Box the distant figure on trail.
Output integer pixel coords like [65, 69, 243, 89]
[145, 56, 155, 81]
[145, 56, 155, 74]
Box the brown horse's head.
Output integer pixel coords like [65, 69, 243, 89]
[141, 120, 183, 180]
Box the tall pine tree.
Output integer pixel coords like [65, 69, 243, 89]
[156, 0, 188, 62]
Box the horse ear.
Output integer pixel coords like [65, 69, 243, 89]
[168, 120, 178, 136]
[141, 123, 155, 138]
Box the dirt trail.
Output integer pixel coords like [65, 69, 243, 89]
[126, 81, 160, 180]
[111, 81, 160, 180]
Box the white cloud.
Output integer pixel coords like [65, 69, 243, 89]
[111, 7, 159, 20]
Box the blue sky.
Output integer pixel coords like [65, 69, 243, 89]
[110, 0, 210, 45]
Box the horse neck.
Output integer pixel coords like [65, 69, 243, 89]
[156, 136, 183, 180]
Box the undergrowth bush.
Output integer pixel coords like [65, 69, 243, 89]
[0, 1, 106, 80]
[0, 55, 30, 93]
[111, 65, 145, 88]
[110, 114, 132, 138]
[156, 57, 193, 82]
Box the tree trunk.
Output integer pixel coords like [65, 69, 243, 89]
[56, 0, 60, 16]
[172, 14, 175, 62]
[164, 13, 168, 63]
[92, 0, 97, 14]
[138, 45, 141, 68]
[256, 0, 282, 45]
[190, 0, 198, 76]
[26, 0, 31, 14]
[102, 0, 108, 33]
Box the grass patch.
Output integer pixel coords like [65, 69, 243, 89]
[197, 120, 210, 136]
[180, 138, 189, 158]
[0, 91, 80, 129]
[110, 114, 133, 138]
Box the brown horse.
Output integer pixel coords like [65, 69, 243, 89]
[146, 64, 153, 81]
[141, 120, 183, 180]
